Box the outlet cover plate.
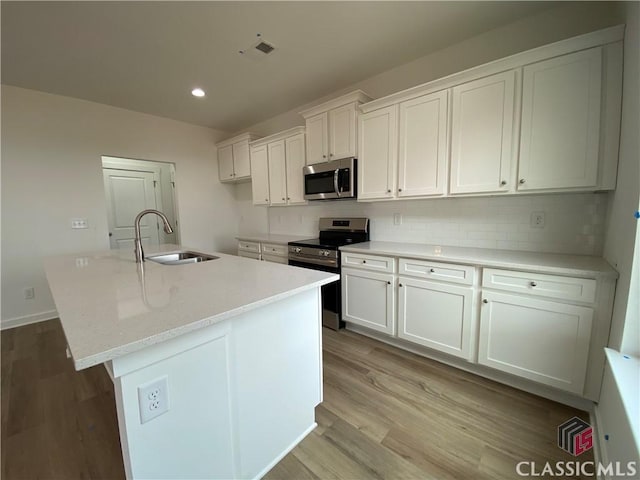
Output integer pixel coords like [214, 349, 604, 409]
[138, 376, 169, 424]
[530, 211, 545, 228]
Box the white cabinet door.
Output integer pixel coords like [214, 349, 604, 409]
[342, 268, 395, 335]
[518, 48, 602, 190]
[478, 291, 593, 394]
[268, 140, 287, 206]
[218, 145, 235, 182]
[250, 145, 270, 206]
[398, 90, 448, 197]
[450, 71, 515, 194]
[329, 103, 357, 160]
[233, 141, 251, 179]
[305, 112, 328, 165]
[285, 133, 307, 205]
[358, 105, 398, 200]
[398, 277, 474, 360]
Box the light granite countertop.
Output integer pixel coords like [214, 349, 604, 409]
[236, 233, 313, 245]
[340, 241, 618, 279]
[44, 244, 338, 370]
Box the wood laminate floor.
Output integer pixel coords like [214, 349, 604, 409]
[1, 320, 592, 479]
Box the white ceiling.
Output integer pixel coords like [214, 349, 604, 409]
[2, 1, 557, 132]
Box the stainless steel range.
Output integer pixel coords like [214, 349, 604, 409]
[288, 218, 369, 330]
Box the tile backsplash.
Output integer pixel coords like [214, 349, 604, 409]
[260, 193, 608, 256]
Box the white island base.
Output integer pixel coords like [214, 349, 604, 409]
[108, 288, 322, 479]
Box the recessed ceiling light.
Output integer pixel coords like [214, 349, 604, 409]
[191, 88, 205, 97]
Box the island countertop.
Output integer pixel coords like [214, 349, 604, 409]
[44, 244, 338, 370]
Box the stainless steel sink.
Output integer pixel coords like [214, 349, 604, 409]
[146, 251, 219, 265]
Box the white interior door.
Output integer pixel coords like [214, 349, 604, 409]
[103, 168, 160, 250]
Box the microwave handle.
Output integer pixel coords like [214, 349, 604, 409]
[333, 169, 341, 197]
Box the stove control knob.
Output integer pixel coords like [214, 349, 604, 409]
[322, 250, 330, 257]
[294, 247, 302, 253]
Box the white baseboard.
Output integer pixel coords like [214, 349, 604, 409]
[1, 310, 58, 330]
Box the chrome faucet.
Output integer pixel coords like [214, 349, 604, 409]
[134, 209, 174, 263]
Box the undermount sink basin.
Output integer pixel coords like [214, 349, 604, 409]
[146, 251, 219, 265]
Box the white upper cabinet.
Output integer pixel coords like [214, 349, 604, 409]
[284, 133, 307, 205]
[329, 103, 357, 161]
[450, 71, 515, 195]
[267, 140, 287, 206]
[218, 145, 234, 181]
[300, 91, 372, 165]
[357, 26, 623, 200]
[305, 113, 328, 165]
[398, 90, 448, 197]
[358, 105, 398, 200]
[249, 145, 270, 205]
[216, 133, 261, 183]
[518, 48, 602, 191]
[249, 127, 307, 207]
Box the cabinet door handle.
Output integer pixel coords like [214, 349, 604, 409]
[500, 180, 507, 186]
[329, 153, 334, 157]
[265, 198, 269, 202]
[530, 281, 537, 287]
[399, 283, 403, 287]
[483, 299, 488, 304]
[387, 281, 391, 285]
[322, 155, 327, 159]
[387, 189, 391, 193]
[398, 188, 403, 192]
[282, 197, 285, 201]
[519, 179, 526, 184]
[287, 197, 290, 200]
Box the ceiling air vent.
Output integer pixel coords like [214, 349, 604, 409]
[255, 41, 275, 54]
[239, 33, 276, 60]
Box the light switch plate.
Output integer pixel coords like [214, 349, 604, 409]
[71, 218, 88, 229]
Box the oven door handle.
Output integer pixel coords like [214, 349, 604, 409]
[333, 169, 341, 197]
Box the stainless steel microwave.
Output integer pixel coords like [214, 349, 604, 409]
[303, 157, 356, 200]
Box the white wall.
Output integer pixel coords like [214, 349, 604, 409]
[1, 85, 236, 327]
[603, 2, 640, 357]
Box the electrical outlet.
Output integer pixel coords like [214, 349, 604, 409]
[530, 211, 545, 228]
[24, 287, 35, 300]
[138, 376, 169, 424]
[393, 213, 402, 226]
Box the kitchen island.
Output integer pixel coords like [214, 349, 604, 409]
[44, 245, 338, 480]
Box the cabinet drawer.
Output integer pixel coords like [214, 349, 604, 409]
[238, 250, 260, 260]
[237, 241, 261, 254]
[262, 243, 287, 257]
[262, 254, 288, 264]
[399, 258, 474, 285]
[482, 268, 596, 304]
[341, 253, 396, 273]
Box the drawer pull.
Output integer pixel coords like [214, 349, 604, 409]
[530, 281, 537, 287]
[362, 260, 367, 264]
[483, 299, 488, 304]
[429, 268, 435, 273]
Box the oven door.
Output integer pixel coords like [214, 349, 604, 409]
[303, 158, 355, 200]
[288, 259, 343, 330]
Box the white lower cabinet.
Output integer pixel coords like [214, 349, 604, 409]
[342, 267, 395, 335]
[398, 276, 474, 360]
[478, 291, 593, 394]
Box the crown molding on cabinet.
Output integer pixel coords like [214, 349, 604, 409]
[299, 90, 373, 119]
[249, 126, 306, 148]
[216, 132, 262, 148]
